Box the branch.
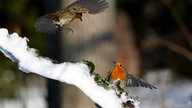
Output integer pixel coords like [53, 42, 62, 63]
[162, 0, 192, 48]
[142, 37, 192, 62]
[0, 28, 140, 108]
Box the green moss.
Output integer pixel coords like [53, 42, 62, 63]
[83, 60, 95, 75]
[83, 60, 134, 108]
[94, 73, 111, 89]
[83, 60, 111, 89]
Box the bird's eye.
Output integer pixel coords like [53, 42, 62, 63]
[120, 64, 123, 67]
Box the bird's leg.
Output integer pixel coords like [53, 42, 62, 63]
[110, 80, 119, 87]
[61, 26, 74, 33]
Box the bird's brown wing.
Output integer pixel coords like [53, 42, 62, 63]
[35, 17, 59, 34]
[34, 10, 70, 34]
[122, 66, 157, 89]
[34, 11, 62, 34]
[126, 74, 157, 89]
[105, 71, 112, 82]
[64, 0, 109, 14]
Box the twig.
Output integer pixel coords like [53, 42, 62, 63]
[142, 37, 192, 62]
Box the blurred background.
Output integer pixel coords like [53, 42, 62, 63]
[0, 0, 192, 108]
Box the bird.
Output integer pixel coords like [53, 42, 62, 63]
[106, 61, 157, 89]
[35, 0, 109, 34]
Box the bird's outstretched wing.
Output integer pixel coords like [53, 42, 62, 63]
[65, 0, 109, 14]
[123, 66, 157, 89]
[34, 11, 62, 34]
[126, 74, 157, 89]
[35, 17, 59, 34]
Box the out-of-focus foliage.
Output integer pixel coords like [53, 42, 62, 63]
[0, 0, 45, 51]
[0, 0, 46, 98]
[0, 68, 18, 98]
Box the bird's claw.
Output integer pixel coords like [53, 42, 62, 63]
[61, 26, 74, 33]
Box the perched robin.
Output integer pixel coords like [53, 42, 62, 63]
[106, 61, 157, 89]
[35, 0, 109, 34]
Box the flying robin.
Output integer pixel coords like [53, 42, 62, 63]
[35, 0, 109, 34]
[106, 61, 157, 89]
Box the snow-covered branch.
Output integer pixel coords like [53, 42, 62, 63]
[0, 28, 140, 108]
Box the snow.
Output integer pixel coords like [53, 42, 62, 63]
[121, 93, 140, 108]
[1, 85, 47, 108]
[0, 28, 124, 108]
[1, 28, 191, 108]
[130, 70, 192, 108]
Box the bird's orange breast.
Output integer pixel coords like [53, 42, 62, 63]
[111, 68, 126, 81]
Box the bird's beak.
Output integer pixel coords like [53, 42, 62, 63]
[113, 61, 116, 64]
[79, 17, 83, 21]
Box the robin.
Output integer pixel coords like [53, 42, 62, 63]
[106, 61, 157, 89]
[35, 0, 109, 34]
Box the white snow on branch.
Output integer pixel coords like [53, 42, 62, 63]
[0, 28, 123, 108]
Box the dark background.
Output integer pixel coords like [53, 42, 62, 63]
[0, 0, 192, 108]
